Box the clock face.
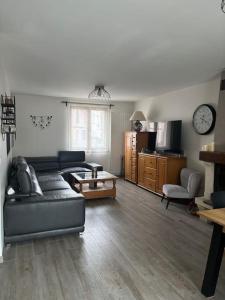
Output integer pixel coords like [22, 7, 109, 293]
[193, 104, 216, 135]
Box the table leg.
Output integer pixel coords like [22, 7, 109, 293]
[113, 179, 116, 199]
[201, 224, 225, 297]
[80, 183, 83, 192]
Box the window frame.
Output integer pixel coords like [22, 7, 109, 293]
[69, 104, 111, 153]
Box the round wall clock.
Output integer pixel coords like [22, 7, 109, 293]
[192, 104, 216, 135]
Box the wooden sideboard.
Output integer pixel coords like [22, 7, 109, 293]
[124, 132, 150, 183]
[138, 153, 187, 195]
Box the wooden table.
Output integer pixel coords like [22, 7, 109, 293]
[198, 208, 225, 297]
[70, 171, 118, 200]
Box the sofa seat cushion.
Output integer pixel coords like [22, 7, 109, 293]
[163, 184, 191, 199]
[39, 180, 71, 192]
[61, 167, 91, 174]
[37, 173, 64, 183]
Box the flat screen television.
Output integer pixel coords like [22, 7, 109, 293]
[154, 120, 182, 154]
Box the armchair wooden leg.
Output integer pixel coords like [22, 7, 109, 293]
[166, 199, 170, 209]
[161, 194, 165, 203]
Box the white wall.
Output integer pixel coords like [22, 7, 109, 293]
[0, 70, 12, 259]
[135, 77, 221, 173]
[13, 94, 134, 175]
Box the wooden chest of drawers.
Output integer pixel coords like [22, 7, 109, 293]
[138, 153, 186, 195]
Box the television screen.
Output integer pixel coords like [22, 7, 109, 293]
[155, 120, 182, 153]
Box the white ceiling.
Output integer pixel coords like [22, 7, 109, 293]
[0, 0, 225, 101]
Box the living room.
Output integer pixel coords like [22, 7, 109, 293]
[0, 1, 225, 299]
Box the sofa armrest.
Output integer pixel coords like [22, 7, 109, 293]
[85, 162, 103, 171]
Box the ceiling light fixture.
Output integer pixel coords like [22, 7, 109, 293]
[88, 85, 111, 101]
[222, 0, 225, 13]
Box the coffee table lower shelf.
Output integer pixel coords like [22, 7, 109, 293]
[74, 182, 116, 200]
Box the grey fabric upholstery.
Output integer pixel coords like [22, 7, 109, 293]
[187, 172, 202, 198]
[180, 168, 192, 189]
[163, 168, 201, 199]
[162, 185, 190, 199]
[162, 168, 201, 209]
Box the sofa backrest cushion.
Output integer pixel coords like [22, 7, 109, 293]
[16, 162, 43, 196]
[29, 165, 43, 196]
[26, 156, 59, 173]
[12, 156, 27, 169]
[17, 163, 33, 194]
[58, 151, 85, 168]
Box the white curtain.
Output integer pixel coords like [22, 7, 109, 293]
[69, 104, 111, 170]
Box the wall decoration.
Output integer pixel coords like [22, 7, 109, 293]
[30, 115, 53, 129]
[192, 104, 216, 135]
[1, 94, 16, 154]
[1, 94, 16, 138]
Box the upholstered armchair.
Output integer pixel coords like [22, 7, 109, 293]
[161, 168, 202, 209]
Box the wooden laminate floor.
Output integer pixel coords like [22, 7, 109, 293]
[1, 179, 225, 300]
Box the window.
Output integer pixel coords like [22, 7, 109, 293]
[69, 105, 111, 153]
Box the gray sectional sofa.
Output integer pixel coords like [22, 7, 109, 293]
[4, 151, 103, 243]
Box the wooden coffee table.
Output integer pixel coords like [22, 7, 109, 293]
[70, 171, 118, 200]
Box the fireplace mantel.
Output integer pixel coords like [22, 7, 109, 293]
[199, 151, 225, 165]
